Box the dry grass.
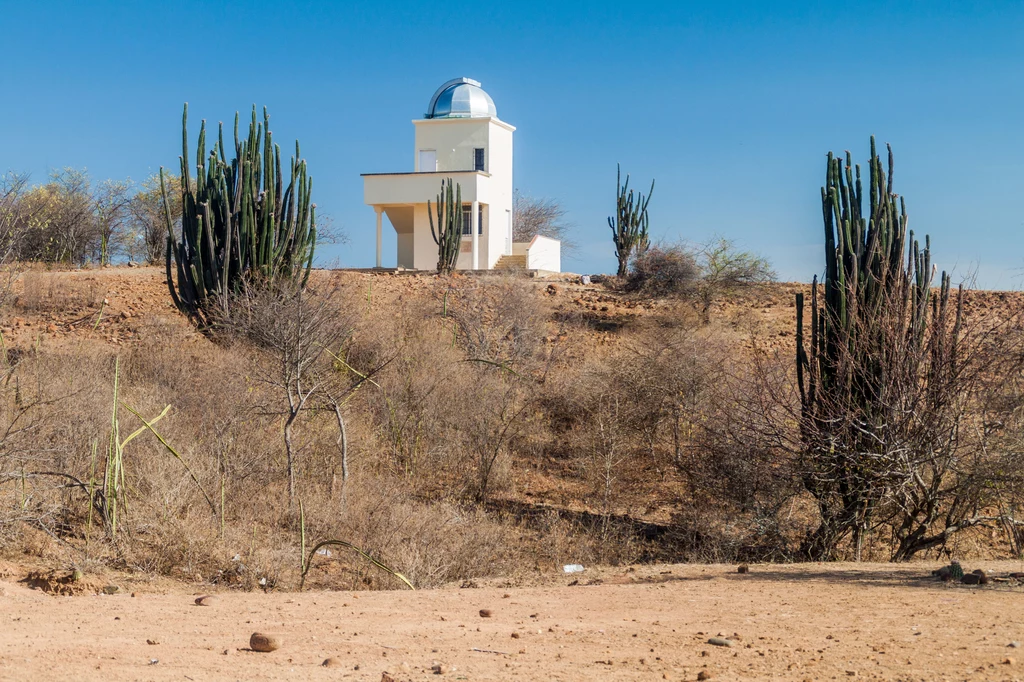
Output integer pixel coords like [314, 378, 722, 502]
[0, 268, 1021, 592]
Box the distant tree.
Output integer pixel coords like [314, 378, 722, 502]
[126, 173, 183, 264]
[94, 179, 133, 265]
[693, 238, 775, 323]
[0, 173, 29, 305]
[513, 191, 575, 253]
[13, 168, 96, 264]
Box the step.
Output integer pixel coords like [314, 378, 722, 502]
[494, 255, 527, 270]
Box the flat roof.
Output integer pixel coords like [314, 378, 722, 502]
[360, 170, 491, 177]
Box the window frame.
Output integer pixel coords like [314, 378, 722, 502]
[461, 205, 484, 236]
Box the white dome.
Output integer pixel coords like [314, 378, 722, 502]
[426, 78, 497, 119]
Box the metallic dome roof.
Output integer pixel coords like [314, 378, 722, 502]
[426, 78, 497, 119]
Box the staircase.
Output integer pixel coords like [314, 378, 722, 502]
[493, 254, 527, 270]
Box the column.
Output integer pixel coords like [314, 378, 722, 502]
[375, 207, 383, 269]
[471, 200, 479, 270]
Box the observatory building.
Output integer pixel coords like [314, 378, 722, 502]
[362, 78, 560, 272]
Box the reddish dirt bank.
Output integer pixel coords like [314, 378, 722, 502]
[2, 561, 1024, 681]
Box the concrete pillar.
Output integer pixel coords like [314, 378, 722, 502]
[374, 207, 383, 268]
[471, 200, 479, 270]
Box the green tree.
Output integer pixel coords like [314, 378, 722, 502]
[694, 238, 775, 323]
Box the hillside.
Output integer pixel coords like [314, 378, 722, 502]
[1, 265, 1022, 590]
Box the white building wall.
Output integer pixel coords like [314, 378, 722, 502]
[526, 235, 561, 272]
[414, 119, 490, 172]
[484, 121, 514, 268]
[412, 204, 439, 271]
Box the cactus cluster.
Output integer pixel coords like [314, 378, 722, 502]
[608, 163, 654, 277]
[794, 137, 963, 559]
[428, 178, 463, 274]
[162, 103, 316, 324]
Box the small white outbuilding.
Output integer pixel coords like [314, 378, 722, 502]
[362, 78, 560, 273]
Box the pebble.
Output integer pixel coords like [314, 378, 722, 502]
[1009, 641, 1021, 648]
[479, 609, 493, 618]
[1004, 657, 1016, 666]
[249, 632, 282, 652]
[698, 671, 713, 681]
[708, 637, 733, 647]
[321, 657, 343, 668]
[431, 662, 449, 674]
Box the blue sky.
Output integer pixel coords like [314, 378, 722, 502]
[1, 1, 1022, 286]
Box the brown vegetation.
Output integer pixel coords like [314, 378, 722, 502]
[0, 266, 1022, 594]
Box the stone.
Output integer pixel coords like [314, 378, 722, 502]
[698, 672, 713, 681]
[249, 632, 282, 652]
[479, 609, 493, 618]
[1009, 641, 1020, 648]
[708, 637, 733, 647]
[431, 662, 449, 674]
[321, 657, 343, 668]
[1003, 657, 1015, 666]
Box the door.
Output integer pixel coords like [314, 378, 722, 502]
[418, 150, 436, 172]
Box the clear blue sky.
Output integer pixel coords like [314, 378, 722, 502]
[1, 1, 1022, 286]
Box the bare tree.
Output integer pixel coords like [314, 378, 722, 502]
[513, 191, 575, 254]
[94, 179, 133, 265]
[126, 173, 182, 264]
[455, 366, 533, 502]
[222, 280, 354, 504]
[0, 173, 30, 306]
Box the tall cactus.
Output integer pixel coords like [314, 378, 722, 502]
[428, 178, 463, 274]
[794, 137, 963, 560]
[608, 163, 654, 277]
[162, 103, 316, 324]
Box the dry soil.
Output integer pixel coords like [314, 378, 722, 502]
[2, 561, 1024, 681]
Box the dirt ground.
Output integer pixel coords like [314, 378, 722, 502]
[2, 561, 1024, 682]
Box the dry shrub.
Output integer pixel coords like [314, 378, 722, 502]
[626, 243, 698, 296]
[446, 273, 546, 367]
[349, 293, 464, 482]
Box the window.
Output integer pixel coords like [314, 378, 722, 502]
[418, 150, 436, 172]
[461, 205, 484, 236]
[473, 148, 485, 172]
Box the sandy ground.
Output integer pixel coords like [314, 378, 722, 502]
[2, 562, 1024, 682]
